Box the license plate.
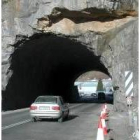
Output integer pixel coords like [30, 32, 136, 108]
[39, 106, 50, 110]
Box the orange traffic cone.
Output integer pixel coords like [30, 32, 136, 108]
[100, 110, 107, 119]
[104, 104, 110, 113]
[104, 104, 107, 109]
[96, 119, 104, 140]
[102, 104, 105, 110]
[101, 118, 108, 135]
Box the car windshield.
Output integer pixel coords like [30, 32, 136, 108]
[35, 97, 57, 103]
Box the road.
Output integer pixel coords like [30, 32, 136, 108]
[2, 103, 103, 140]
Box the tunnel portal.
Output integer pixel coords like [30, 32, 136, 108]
[2, 33, 110, 110]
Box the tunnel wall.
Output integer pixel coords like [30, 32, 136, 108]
[2, 0, 138, 111]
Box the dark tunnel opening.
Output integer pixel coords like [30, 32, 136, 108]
[2, 33, 110, 110]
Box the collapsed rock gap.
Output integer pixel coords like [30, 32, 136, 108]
[39, 7, 137, 26]
[2, 33, 110, 110]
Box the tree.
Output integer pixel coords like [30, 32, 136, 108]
[97, 79, 104, 91]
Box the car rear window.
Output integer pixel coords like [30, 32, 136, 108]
[35, 97, 57, 103]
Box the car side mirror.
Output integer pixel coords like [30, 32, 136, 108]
[113, 86, 119, 91]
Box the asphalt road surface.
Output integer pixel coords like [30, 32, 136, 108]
[2, 103, 103, 140]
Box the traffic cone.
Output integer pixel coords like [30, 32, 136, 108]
[96, 119, 104, 140]
[102, 104, 109, 118]
[101, 118, 108, 135]
[102, 104, 105, 110]
[100, 110, 107, 119]
[104, 104, 110, 113]
[104, 104, 107, 109]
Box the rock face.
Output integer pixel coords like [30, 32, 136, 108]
[2, 0, 138, 111]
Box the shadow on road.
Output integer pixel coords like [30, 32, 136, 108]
[65, 114, 79, 122]
[37, 114, 79, 122]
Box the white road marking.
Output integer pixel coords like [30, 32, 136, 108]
[2, 119, 31, 130]
[2, 108, 29, 115]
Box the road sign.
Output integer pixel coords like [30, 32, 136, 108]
[126, 96, 132, 106]
[125, 71, 134, 97]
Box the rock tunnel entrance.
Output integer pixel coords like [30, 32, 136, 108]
[2, 33, 110, 110]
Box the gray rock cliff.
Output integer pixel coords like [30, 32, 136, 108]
[2, 0, 138, 112]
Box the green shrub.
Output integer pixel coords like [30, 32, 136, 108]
[97, 79, 104, 91]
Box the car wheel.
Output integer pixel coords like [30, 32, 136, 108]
[58, 113, 64, 123]
[65, 110, 69, 119]
[32, 117, 37, 122]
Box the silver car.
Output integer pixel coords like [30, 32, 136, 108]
[30, 96, 69, 122]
